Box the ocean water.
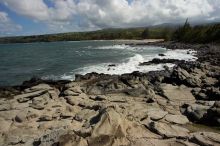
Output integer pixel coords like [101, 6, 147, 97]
[0, 40, 197, 86]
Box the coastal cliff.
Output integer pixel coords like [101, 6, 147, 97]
[0, 42, 220, 146]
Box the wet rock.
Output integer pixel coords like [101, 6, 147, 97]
[140, 58, 184, 66]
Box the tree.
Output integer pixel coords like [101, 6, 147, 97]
[142, 28, 149, 39]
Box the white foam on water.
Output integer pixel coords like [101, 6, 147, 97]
[93, 44, 166, 52]
[72, 54, 175, 76]
[157, 49, 197, 61]
[42, 45, 197, 81]
[95, 44, 130, 50]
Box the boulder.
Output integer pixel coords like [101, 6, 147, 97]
[15, 111, 27, 123]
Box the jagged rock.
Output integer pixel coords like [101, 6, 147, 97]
[88, 108, 159, 145]
[148, 121, 189, 138]
[165, 114, 189, 125]
[186, 76, 202, 87]
[175, 67, 190, 81]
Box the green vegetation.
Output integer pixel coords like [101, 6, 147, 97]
[172, 20, 220, 43]
[0, 27, 174, 44]
[0, 21, 219, 44]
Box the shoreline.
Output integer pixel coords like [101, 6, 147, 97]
[0, 41, 220, 145]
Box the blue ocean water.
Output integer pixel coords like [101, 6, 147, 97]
[0, 40, 196, 86]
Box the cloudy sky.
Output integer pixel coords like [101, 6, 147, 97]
[0, 0, 219, 36]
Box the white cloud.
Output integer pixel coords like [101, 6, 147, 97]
[1, 0, 219, 33]
[0, 11, 22, 35]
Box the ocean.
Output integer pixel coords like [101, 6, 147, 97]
[0, 40, 197, 86]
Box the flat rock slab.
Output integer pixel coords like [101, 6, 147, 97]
[161, 84, 196, 103]
[25, 84, 53, 92]
[165, 114, 189, 125]
[148, 121, 189, 138]
[190, 132, 220, 146]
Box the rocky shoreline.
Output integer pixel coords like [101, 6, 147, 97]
[0, 42, 220, 146]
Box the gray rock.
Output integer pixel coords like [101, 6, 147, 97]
[183, 104, 210, 122]
[186, 76, 202, 87]
[15, 111, 27, 123]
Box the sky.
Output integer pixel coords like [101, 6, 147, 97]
[0, 0, 220, 36]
